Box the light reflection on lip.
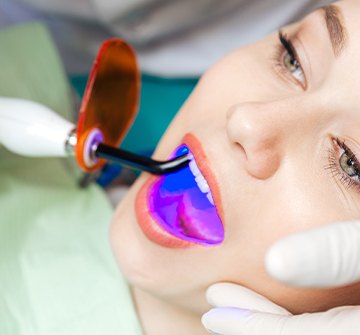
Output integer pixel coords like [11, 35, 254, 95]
[134, 132, 224, 248]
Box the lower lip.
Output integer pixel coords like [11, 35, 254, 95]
[135, 133, 223, 248]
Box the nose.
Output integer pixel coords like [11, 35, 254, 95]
[226, 101, 292, 180]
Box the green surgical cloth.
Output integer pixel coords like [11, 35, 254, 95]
[0, 23, 142, 335]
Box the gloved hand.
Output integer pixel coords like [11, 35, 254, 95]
[202, 283, 360, 335]
[265, 220, 360, 287]
[202, 220, 360, 334]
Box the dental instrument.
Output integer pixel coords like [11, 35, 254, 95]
[0, 39, 190, 175]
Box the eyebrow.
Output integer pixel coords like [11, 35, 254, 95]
[320, 4, 348, 57]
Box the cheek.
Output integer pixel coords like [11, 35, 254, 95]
[216, 158, 360, 313]
[209, 164, 308, 274]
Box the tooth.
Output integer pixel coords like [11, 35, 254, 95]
[188, 156, 214, 204]
[194, 174, 203, 183]
[191, 161, 201, 177]
[197, 178, 210, 194]
[207, 192, 214, 205]
[189, 160, 200, 176]
[195, 174, 207, 187]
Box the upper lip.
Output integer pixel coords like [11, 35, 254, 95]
[182, 132, 224, 224]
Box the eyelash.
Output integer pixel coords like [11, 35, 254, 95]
[273, 31, 306, 88]
[325, 138, 360, 192]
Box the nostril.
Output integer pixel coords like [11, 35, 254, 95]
[245, 147, 281, 180]
[233, 141, 247, 160]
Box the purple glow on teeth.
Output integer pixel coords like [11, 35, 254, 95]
[148, 145, 224, 245]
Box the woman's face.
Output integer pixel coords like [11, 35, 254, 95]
[110, 0, 360, 315]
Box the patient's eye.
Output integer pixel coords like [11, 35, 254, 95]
[339, 151, 358, 177]
[283, 51, 303, 82]
[274, 31, 306, 89]
[326, 138, 360, 192]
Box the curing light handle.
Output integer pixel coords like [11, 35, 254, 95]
[0, 97, 75, 157]
[0, 97, 191, 175]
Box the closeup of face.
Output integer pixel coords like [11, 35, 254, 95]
[110, 0, 360, 316]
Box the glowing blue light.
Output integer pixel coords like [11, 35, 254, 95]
[148, 145, 224, 245]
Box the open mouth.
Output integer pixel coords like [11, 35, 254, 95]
[146, 144, 224, 246]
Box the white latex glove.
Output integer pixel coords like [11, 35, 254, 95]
[202, 221, 360, 334]
[202, 283, 360, 335]
[265, 220, 360, 287]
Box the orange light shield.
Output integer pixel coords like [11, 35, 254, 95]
[75, 38, 140, 172]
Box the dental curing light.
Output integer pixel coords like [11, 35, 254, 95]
[0, 39, 190, 175]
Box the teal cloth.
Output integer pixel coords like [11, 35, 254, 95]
[0, 23, 142, 335]
[71, 74, 198, 153]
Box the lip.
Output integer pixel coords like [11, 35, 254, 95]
[135, 132, 224, 248]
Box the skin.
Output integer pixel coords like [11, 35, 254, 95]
[110, 1, 360, 334]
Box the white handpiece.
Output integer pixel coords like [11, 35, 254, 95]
[0, 97, 75, 157]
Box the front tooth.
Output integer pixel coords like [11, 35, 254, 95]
[206, 192, 214, 205]
[195, 174, 205, 185]
[196, 175, 210, 194]
[189, 160, 200, 176]
[188, 156, 214, 204]
[199, 182, 210, 194]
